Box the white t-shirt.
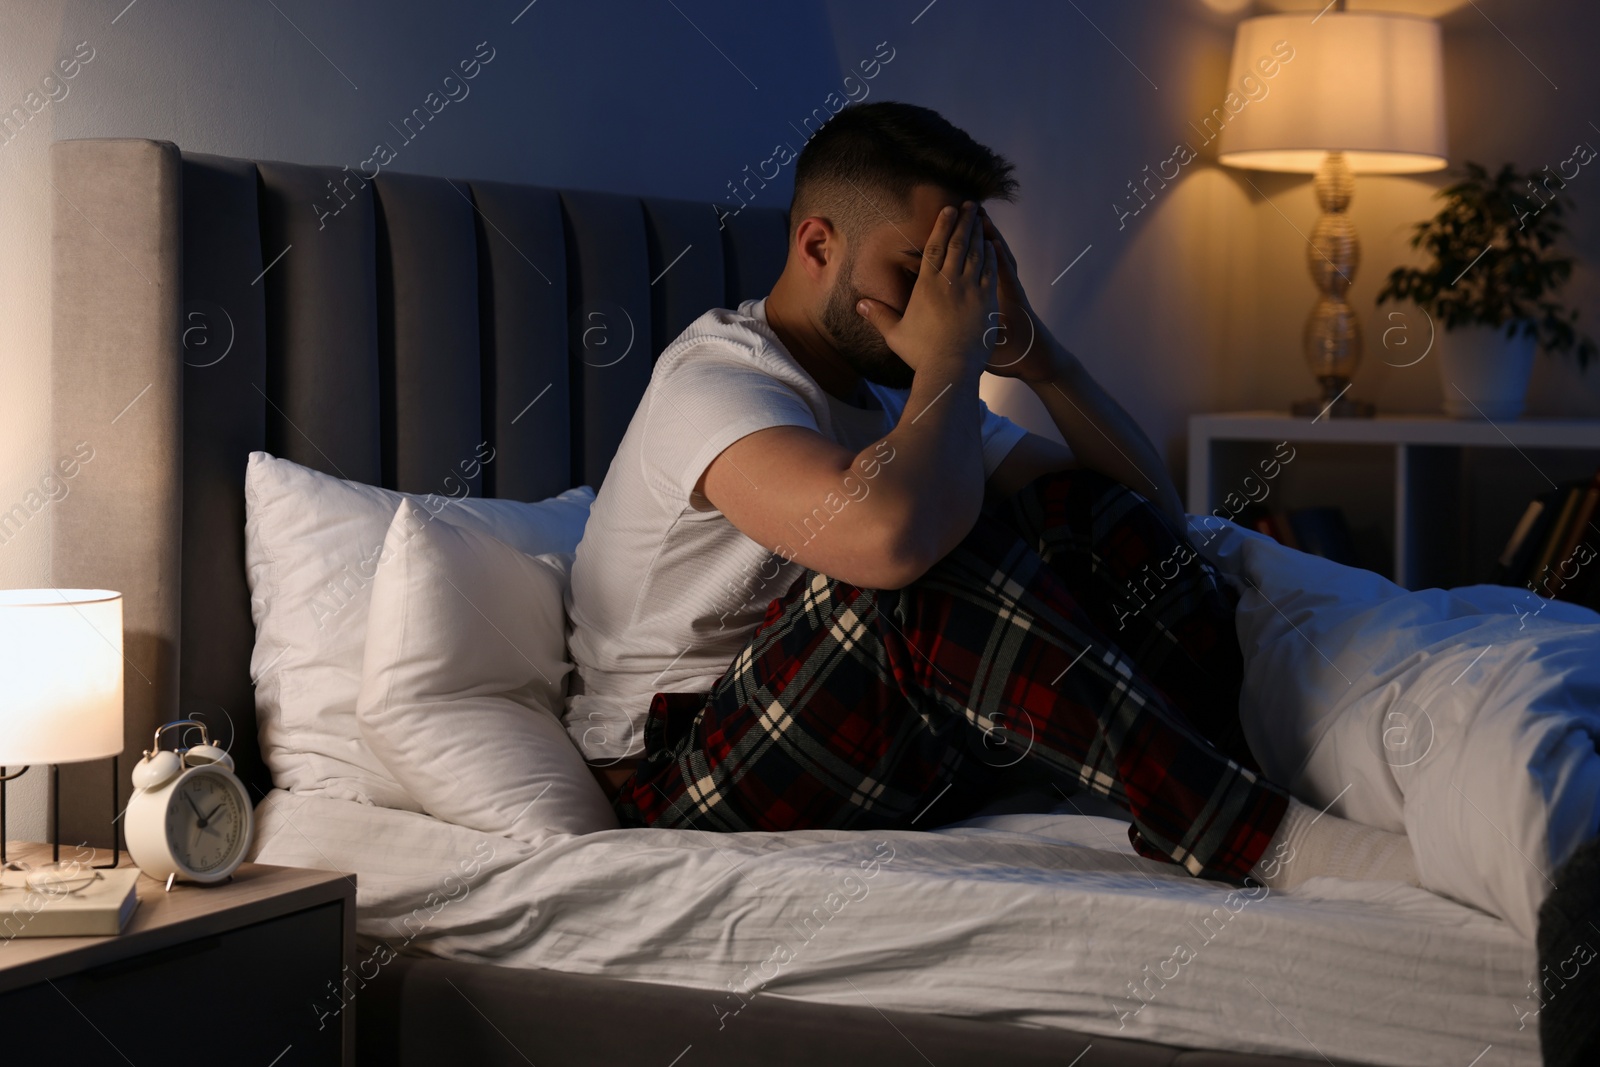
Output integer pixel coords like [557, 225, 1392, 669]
[563, 297, 1028, 760]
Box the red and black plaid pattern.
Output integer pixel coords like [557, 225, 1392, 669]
[613, 467, 1290, 884]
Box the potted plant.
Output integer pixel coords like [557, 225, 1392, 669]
[1378, 160, 1596, 419]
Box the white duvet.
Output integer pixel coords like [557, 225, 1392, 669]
[1194, 516, 1600, 940]
[252, 519, 1599, 1065]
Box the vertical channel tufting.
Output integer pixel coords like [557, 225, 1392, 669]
[255, 162, 383, 486]
[642, 198, 725, 359]
[468, 180, 569, 502]
[372, 173, 482, 496]
[50, 138, 805, 853]
[179, 152, 272, 798]
[559, 191, 653, 489]
[719, 206, 789, 307]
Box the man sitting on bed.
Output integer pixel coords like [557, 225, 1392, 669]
[566, 100, 1417, 893]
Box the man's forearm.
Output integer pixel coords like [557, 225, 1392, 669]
[865, 360, 987, 572]
[1029, 337, 1185, 526]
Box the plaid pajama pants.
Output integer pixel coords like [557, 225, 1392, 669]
[612, 467, 1290, 884]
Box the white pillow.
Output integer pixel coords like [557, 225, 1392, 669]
[244, 452, 594, 809]
[356, 500, 617, 841]
[1194, 516, 1600, 939]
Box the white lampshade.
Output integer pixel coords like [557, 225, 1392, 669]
[1216, 13, 1448, 174]
[0, 589, 124, 765]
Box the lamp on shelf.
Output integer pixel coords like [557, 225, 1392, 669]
[0, 589, 125, 868]
[1217, 3, 1448, 418]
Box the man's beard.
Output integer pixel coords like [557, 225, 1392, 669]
[818, 254, 916, 391]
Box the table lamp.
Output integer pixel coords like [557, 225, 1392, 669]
[1217, 5, 1448, 418]
[0, 589, 125, 867]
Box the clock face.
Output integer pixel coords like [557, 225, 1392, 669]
[164, 770, 247, 875]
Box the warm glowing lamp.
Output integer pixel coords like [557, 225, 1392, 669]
[0, 589, 125, 866]
[1217, 6, 1448, 417]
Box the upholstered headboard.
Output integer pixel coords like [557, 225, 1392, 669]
[49, 138, 787, 845]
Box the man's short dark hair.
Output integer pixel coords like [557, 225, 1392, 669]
[789, 101, 1018, 239]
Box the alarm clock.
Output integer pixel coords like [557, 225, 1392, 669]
[125, 719, 254, 885]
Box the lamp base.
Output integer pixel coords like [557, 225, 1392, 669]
[45, 758, 122, 869]
[1291, 394, 1375, 419]
[0, 764, 28, 866]
[0, 758, 121, 870]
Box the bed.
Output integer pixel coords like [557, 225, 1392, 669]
[46, 137, 1599, 1067]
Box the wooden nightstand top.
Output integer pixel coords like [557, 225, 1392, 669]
[0, 841, 355, 995]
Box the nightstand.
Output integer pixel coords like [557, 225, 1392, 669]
[0, 841, 354, 1065]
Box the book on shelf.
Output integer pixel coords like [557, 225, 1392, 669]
[1496, 491, 1560, 587]
[1493, 462, 1600, 608]
[1551, 471, 1600, 600]
[1529, 483, 1585, 595]
[0, 865, 140, 937]
[1494, 496, 1549, 583]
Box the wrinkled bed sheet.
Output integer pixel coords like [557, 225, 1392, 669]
[251, 517, 1598, 1065]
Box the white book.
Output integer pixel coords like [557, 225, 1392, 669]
[0, 866, 140, 937]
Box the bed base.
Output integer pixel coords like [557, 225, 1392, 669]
[360, 954, 1351, 1067]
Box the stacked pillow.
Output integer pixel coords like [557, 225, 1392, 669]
[244, 452, 617, 838]
[357, 500, 617, 841]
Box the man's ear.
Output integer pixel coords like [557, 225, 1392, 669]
[792, 216, 841, 283]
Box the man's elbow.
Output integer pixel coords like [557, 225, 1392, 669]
[870, 528, 937, 590]
[847, 487, 981, 590]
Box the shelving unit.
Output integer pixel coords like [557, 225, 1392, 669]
[1188, 412, 1600, 590]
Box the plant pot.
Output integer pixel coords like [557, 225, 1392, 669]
[1437, 326, 1537, 419]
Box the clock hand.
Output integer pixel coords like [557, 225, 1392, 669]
[184, 791, 208, 828]
[200, 803, 224, 823]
